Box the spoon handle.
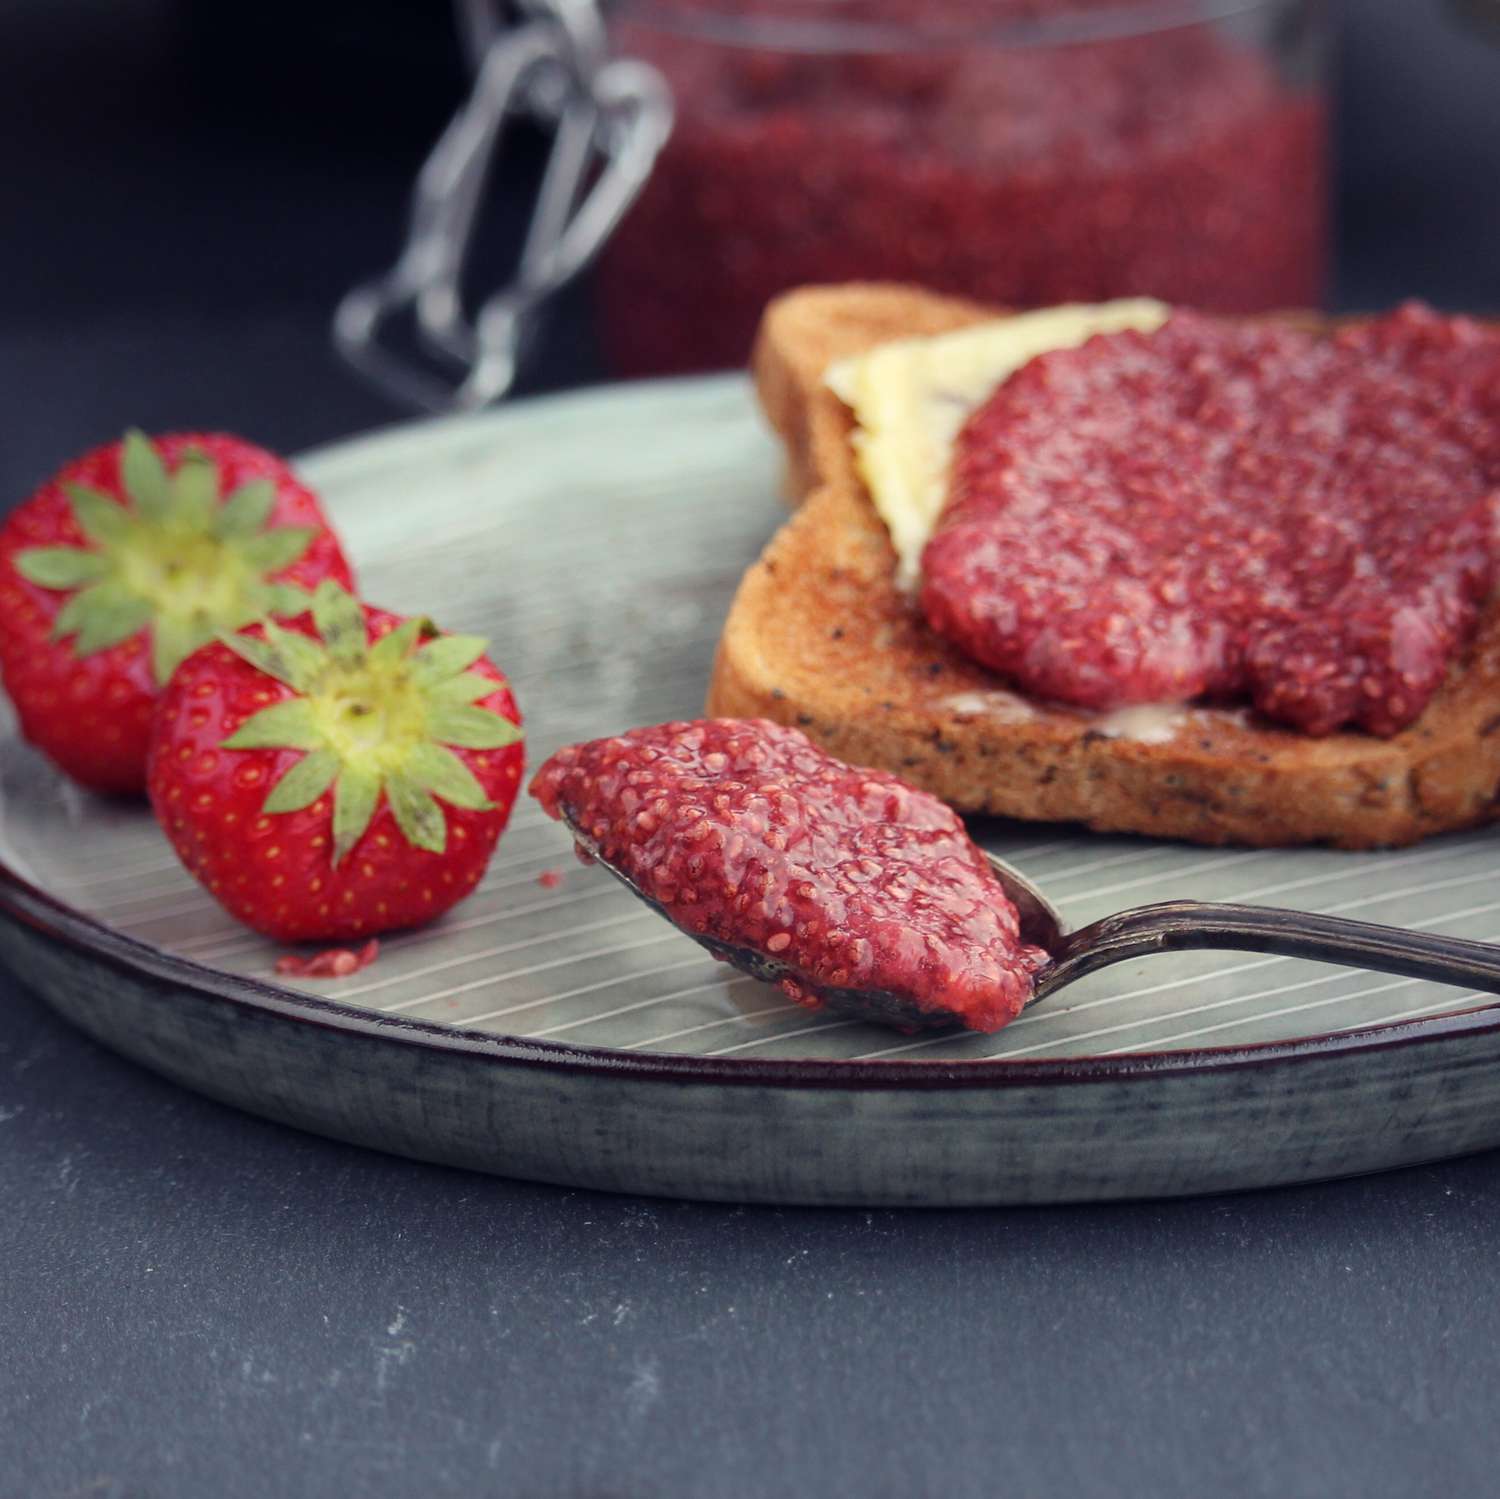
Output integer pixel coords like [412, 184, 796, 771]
[1046, 901, 1500, 998]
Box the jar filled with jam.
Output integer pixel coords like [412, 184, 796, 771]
[596, 0, 1329, 375]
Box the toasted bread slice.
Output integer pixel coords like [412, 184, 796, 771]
[707, 283, 1500, 849]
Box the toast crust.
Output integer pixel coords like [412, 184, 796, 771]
[708, 283, 1500, 849]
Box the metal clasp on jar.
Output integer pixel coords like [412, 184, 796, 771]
[333, 0, 671, 412]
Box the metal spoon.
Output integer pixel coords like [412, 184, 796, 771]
[988, 852, 1500, 1011]
[561, 808, 1500, 1031]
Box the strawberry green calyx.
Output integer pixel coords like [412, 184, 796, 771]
[13, 429, 318, 686]
[220, 582, 523, 864]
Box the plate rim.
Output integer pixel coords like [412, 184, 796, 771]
[7, 844, 1500, 1090]
[7, 376, 1500, 1090]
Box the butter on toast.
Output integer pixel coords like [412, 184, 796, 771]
[706, 284, 1500, 848]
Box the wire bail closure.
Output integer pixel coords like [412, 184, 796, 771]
[333, 0, 672, 413]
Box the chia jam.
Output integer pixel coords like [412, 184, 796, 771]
[531, 719, 1047, 1032]
[921, 304, 1500, 737]
[598, 0, 1327, 375]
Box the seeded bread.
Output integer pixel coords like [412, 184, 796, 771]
[705, 283, 1500, 849]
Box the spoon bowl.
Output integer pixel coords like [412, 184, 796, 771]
[561, 809, 995, 1030]
[984, 852, 1067, 959]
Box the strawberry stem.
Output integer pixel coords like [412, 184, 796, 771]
[220, 581, 522, 864]
[14, 429, 319, 685]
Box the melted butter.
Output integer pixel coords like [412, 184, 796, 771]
[1094, 704, 1189, 745]
[939, 690, 1035, 724]
[825, 299, 1169, 589]
[937, 695, 1247, 742]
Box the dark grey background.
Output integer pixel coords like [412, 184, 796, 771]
[3, 2, 1500, 1495]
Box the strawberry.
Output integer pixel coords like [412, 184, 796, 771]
[147, 581, 524, 942]
[0, 430, 354, 793]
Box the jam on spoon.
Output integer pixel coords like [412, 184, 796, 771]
[530, 718, 1047, 1033]
[533, 719, 1500, 1037]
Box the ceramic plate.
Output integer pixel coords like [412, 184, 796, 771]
[3, 376, 1499, 1204]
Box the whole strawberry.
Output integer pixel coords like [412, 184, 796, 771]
[147, 581, 524, 942]
[0, 430, 354, 793]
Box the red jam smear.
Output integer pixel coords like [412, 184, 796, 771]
[530, 719, 1045, 1032]
[598, 1, 1325, 375]
[275, 940, 380, 979]
[920, 305, 1500, 738]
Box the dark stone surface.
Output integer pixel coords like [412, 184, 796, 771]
[3, 2, 1500, 1494]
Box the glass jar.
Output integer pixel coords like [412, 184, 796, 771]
[596, 0, 1329, 375]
